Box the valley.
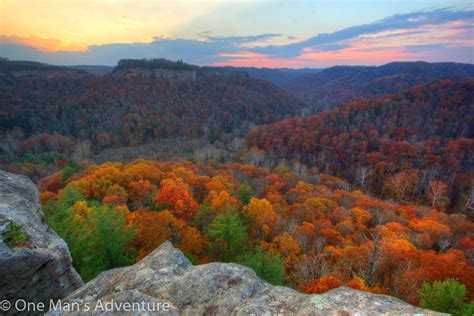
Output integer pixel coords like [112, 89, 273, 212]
[0, 57, 473, 314]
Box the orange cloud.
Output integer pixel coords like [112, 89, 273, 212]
[1, 35, 88, 52]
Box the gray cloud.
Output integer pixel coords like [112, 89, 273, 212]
[0, 37, 240, 65]
[0, 33, 285, 66]
[404, 44, 448, 53]
[373, 30, 429, 39]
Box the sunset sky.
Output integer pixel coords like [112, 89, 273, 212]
[0, 0, 472, 67]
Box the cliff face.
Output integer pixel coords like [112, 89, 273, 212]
[0, 170, 83, 305]
[55, 241, 441, 315]
[113, 68, 196, 81]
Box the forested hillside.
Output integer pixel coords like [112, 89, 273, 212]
[283, 62, 474, 112]
[247, 80, 474, 213]
[0, 59, 298, 178]
[39, 160, 474, 311]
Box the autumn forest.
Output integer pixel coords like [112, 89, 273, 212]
[1, 58, 473, 314]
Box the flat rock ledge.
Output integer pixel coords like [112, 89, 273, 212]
[0, 170, 83, 306]
[52, 241, 442, 315]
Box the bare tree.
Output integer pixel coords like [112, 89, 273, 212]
[71, 140, 92, 162]
[437, 235, 453, 253]
[228, 135, 244, 151]
[248, 146, 265, 166]
[293, 239, 330, 284]
[464, 187, 474, 213]
[355, 165, 372, 190]
[427, 180, 448, 209]
[385, 171, 417, 201]
[291, 159, 301, 175]
[360, 231, 383, 287]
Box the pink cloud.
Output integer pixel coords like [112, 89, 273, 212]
[213, 19, 473, 67]
[212, 52, 311, 68]
[299, 47, 415, 66]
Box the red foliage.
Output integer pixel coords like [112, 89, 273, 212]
[152, 185, 199, 220]
[301, 276, 342, 294]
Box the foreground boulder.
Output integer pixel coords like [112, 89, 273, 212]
[0, 170, 83, 305]
[55, 241, 441, 315]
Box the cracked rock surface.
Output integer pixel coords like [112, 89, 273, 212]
[0, 170, 83, 305]
[56, 241, 442, 315]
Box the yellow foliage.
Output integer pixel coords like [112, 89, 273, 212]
[243, 198, 278, 237]
[206, 190, 238, 212]
[70, 200, 92, 222]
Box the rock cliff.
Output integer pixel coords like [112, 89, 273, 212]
[113, 68, 196, 81]
[55, 241, 441, 315]
[0, 170, 83, 305]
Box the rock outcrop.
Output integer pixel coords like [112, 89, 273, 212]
[0, 170, 83, 305]
[113, 68, 196, 81]
[55, 241, 441, 315]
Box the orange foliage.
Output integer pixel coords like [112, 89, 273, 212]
[152, 185, 198, 220]
[206, 190, 239, 212]
[178, 226, 208, 256]
[301, 276, 342, 294]
[128, 179, 157, 208]
[37, 159, 474, 307]
[126, 209, 185, 260]
[39, 191, 58, 206]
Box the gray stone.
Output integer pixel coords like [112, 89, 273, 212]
[113, 68, 196, 81]
[0, 170, 83, 305]
[55, 241, 443, 315]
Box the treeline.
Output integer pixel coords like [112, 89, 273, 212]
[246, 80, 474, 213]
[115, 58, 198, 71]
[39, 160, 473, 313]
[0, 58, 59, 71]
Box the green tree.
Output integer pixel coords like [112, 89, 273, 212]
[192, 204, 215, 232]
[1, 221, 28, 247]
[239, 182, 253, 205]
[207, 209, 248, 261]
[45, 189, 136, 281]
[419, 278, 473, 315]
[79, 205, 136, 281]
[237, 247, 285, 285]
[60, 162, 81, 184]
[45, 187, 83, 237]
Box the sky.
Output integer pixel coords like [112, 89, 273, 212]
[0, 0, 473, 67]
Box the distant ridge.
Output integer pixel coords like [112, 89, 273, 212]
[283, 61, 474, 112]
[202, 66, 323, 86]
[0, 58, 88, 79]
[67, 65, 113, 75]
